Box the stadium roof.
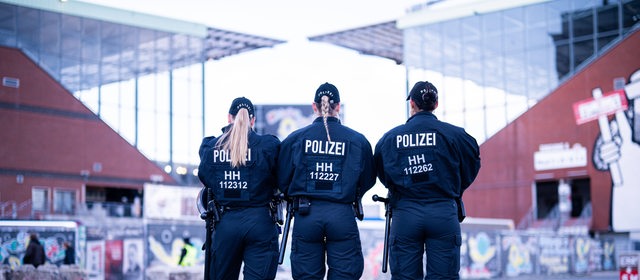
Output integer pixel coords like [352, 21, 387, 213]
[0, 0, 285, 90]
[308, 21, 403, 65]
[307, 0, 551, 65]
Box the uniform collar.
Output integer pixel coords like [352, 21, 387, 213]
[406, 111, 437, 123]
[313, 116, 341, 124]
[220, 124, 255, 134]
[221, 124, 232, 133]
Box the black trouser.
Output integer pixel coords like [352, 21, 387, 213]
[290, 199, 364, 280]
[390, 199, 462, 280]
[210, 207, 279, 280]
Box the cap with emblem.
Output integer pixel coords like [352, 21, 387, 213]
[228, 97, 254, 118]
[406, 81, 438, 110]
[315, 82, 340, 104]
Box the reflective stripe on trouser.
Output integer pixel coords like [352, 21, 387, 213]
[389, 199, 462, 280]
[209, 207, 279, 280]
[290, 200, 364, 280]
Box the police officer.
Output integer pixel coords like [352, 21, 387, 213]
[278, 82, 376, 280]
[198, 97, 280, 280]
[374, 81, 481, 279]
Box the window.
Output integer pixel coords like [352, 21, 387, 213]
[32, 188, 49, 213]
[54, 189, 76, 214]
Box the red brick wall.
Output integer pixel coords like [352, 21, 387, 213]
[0, 47, 176, 212]
[466, 30, 640, 231]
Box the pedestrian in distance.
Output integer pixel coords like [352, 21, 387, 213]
[198, 96, 281, 280]
[23, 233, 46, 268]
[63, 241, 75, 265]
[374, 80, 481, 279]
[178, 237, 196, 267]
[277, 82, 377, 279]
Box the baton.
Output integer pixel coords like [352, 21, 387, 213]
[278, 199, 294, 264]
[372, 194, 391, 273]
[199, 189, 215, 280]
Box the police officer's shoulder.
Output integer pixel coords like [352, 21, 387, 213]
[342, 126, 371, 144]
[437, 121, 479, 145]
[280, 126, 307, 144]
[260, 134, 282, 146]
[339, 124, 362, 136]
[198, 136, 217, 158]
[200, 136, 216, 146]
[380, 124, 406, 140]
[438, 120, 468, 135]
[266, 134, 280, 142]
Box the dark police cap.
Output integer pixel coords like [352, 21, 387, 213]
[228, 97, 254, 118]
[407, 81, 438, 109]
[315, 82, 340, 104]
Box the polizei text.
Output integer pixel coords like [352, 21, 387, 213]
[212, 149, 252, 163]
[396, 132, 436, 148]
[305, 140, 346, 156]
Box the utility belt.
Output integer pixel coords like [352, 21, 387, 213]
[217, 205, 250, 214]
[291, 196, 363, 220]
[211, 199, 284, 226]
[208, 203, 283, 228]
[205, 205, 239, 222]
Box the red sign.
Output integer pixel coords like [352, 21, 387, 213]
[620, 268, 638, 280]
[620, 254, 639, 280]
[573, 89, 628, 125]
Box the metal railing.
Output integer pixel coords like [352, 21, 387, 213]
[0, 200, 33, 219]
[83, 201, 142, 218]
[0, 200, 142, 219]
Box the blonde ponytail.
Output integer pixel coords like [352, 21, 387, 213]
[216, 108, 251, 168]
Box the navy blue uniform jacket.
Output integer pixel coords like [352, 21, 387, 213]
[374, 111, 480, 200]
[278, 117, 376, 203]
[198, 126, 280, 208]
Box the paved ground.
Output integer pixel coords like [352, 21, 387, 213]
[493, 271, 619, 279]
[274, 270, 620, 280]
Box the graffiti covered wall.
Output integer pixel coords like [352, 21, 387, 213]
[0, 221, 79, 269]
